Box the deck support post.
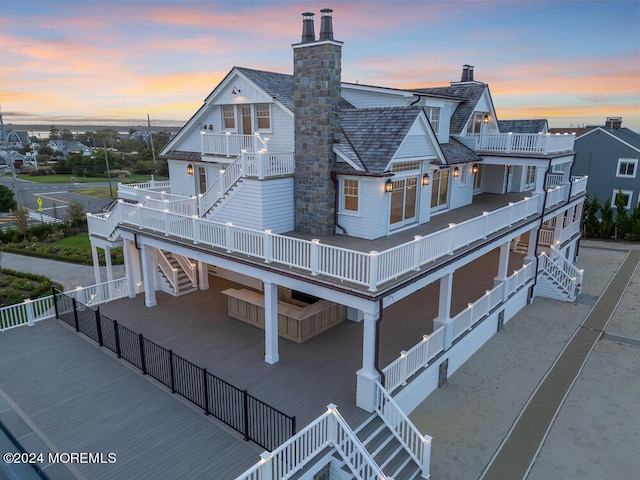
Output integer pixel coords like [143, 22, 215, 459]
[263, 281, 279, 364]
[526, 226, 539, 263]
[91, 244, 101, 284]
[494, 241, 510, 285]
[140, 243, 157, 307]
[356, 310, 381, 412]
[198, 261, 209, 290]
[433, 272, 454, 349]
[123, 239, 142, 298]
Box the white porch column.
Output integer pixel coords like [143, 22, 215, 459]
[356, 311, 381, 412]
[534, 165, 548, 195]
[91, 244, 101, 284]
[123, 239, 142, 298]
[494, 241, 510, 285]
[433, 272, 454, 350]
[198, 261, 209, 290]
[263, 281, 279, 364]
[140, 243, 157, 307]
[525, 226, 539, 263]
[104, 246, 113, 283]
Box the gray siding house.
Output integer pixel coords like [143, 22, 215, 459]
[572, 117, 640, 210]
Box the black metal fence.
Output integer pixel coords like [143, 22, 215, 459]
[52, 288, 296, 451]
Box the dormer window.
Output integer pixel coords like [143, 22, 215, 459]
[466, 112, 487, 135]
[222, 105, 235, 130]
[425, 107, 440, 134]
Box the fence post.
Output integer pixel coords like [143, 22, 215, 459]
[448, 223, 456, 254]
[96, 307, 103, 347]
[421, 434, 432, 479]
[114, 320, 121, 358]
[25, 299, 35, 327]
[413, 236, 422, 271]
[52, 287, 59, 319]
[72, 298, 79, 332]
[259, 451, 273, 480]
[225, 223, 234, 253]
[368, 251, 379, 292]
[169, 350, 176, 393]
[139, 334, 147, 375]
[203, 368, 210, 415]
[264, 230, 273, 263]
[310, 239, 320, 276]
[243, 389, 250, 441]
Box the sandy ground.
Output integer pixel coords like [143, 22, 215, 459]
[409, 241, 638, 480]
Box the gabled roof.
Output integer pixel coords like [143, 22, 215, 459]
[338, 107, 426, 174]
[498, 119, 548, 134]
[440, 137, 481, 164]
[577, 127, 640, 153]
[412, 83, 488, 134]
[235, 67, 294, 111]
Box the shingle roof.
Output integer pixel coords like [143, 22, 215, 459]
[440, 137, 481, 164]
[235, 67, 294, 111]
[412, 83, 488, 134]
[498, 119, 548, 134]
[339, 107, 423, 174]
[594, 127, 640, 149]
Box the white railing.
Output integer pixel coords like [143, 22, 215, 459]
[89, 194, 543, 292]
[546, 173, 564, 188]
[201, 132, 268, 156]
[157, 251, 179, 293]
[0, 278, 129, 332]
[86, 205, 123, 239]
[538, 253, 575, 297]
[548, 246, 583, 292]
[538, 228, 555, 246]
[236, 404, 384, 480]
[504, 261, 535, 297]
[119, 181, 171, 201]
[383, 326, 445, 393]
[460, 132, 575, 155]
[375, 382, 431, 479]
[570, 175, 588, 197]
[545, 184, 570, 209]
[245, 152, 295, 179]
[198, 154, 245, 217]
[173, 253, 197, 287]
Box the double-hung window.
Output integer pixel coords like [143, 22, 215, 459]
[342, 178, 359, 214]
[425, 107, 440, 134]
[222, 105, 235, 130]
[255, 104, 271, 131]
[617, 158, 637, 178]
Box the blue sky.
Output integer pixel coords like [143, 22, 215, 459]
[1, 0, 638, 130]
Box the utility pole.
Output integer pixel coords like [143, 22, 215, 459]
[103, 141, 114, 199]
[9, 160, 24, 208]
[147, 114, 157, 165]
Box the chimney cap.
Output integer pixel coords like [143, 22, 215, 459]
[301, 12, 316, 43]
[302, 11, 315, 17]
[319, 8, 335, 41]
[320, 8, 333, 14]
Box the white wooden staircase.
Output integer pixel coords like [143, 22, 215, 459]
[156, 250, 197, 296]
[535, 247, 583, 302]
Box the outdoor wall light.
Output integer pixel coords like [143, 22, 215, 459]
[187, 164, 194, 175]
[231, 86, 241, 95]
[385, 178, 393, 193]
[422, 172, 430, 186]
[472, 164, 479, 174]
[453, 166, 460, 178]
[483, 114, 489, 124]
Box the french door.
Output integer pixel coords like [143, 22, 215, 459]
[389, 177, 418, 228]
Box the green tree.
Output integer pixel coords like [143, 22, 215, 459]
[49, 126, 60, 140]
[0, 185, 17, 212]
[583, 197, 601, 238]
[599, 198, 614, 239]
[625, 204, 640, 241]
[12, 207, 30, 241]
[614, 190, 629, 239]
[66, 201, 86, 227]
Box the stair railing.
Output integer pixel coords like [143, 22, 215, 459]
[198, 153, 246, 217]
[549, 246, 584, 291]
[375, 381, 431, 478]
[157, 250, 178, 293]
[537, 252, 576, 298]
[173, 253, 197, 287]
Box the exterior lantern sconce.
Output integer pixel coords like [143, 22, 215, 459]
[385, 178, 393, 193]
[472, 164, 479, 175]
[231, 86, 241, 95]
[453, 166, 460, 178]
[422, 172, 430, 186]
[483, 114, 489, 124]
[187, 164, 193, 175]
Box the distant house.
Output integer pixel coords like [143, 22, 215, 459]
[569, 117, 640, 210]
[47, 140, 91, 157]
[498, 119, 548, 134]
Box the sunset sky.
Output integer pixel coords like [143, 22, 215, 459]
[1, 0, 639, 131]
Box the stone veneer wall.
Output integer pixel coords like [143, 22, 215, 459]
[293, 41, 342, 235]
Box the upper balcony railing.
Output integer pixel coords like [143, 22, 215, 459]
[457, 132, 575, 155]
[201, 131, 268, 156]
[544, 175, 588, 210]
[88, 194, 541, 292]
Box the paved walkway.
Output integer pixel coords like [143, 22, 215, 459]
[1, 252, 125, 291]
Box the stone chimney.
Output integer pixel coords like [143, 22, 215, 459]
[292, 9, 343, 235]
[605, 116, 622, 129]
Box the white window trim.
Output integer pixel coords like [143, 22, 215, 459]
[221, 105, 236, 131]
[612, 189, 633, 209]
[255, 103, 273, 133]
[552, 163, 564, 174]
[340, 177, 361, 216]
[616, 158, 638, 178]
[457, 164, 467, 186]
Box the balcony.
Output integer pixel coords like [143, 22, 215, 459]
[457, 132, 575, 155]
[201, 131, 268, 156]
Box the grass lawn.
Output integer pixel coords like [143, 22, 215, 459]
[50, 234, 92, 249]
[74, 185, 115, 199]
[15, 173, 168, 184]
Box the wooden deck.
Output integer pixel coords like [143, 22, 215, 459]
[0, 248, 525, 479]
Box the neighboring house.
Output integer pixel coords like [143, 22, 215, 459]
[566, 117, 640, 210]
[498, 119, 548, 134]
[48, 140, 91, 157]
[87, 9, 586, 478]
